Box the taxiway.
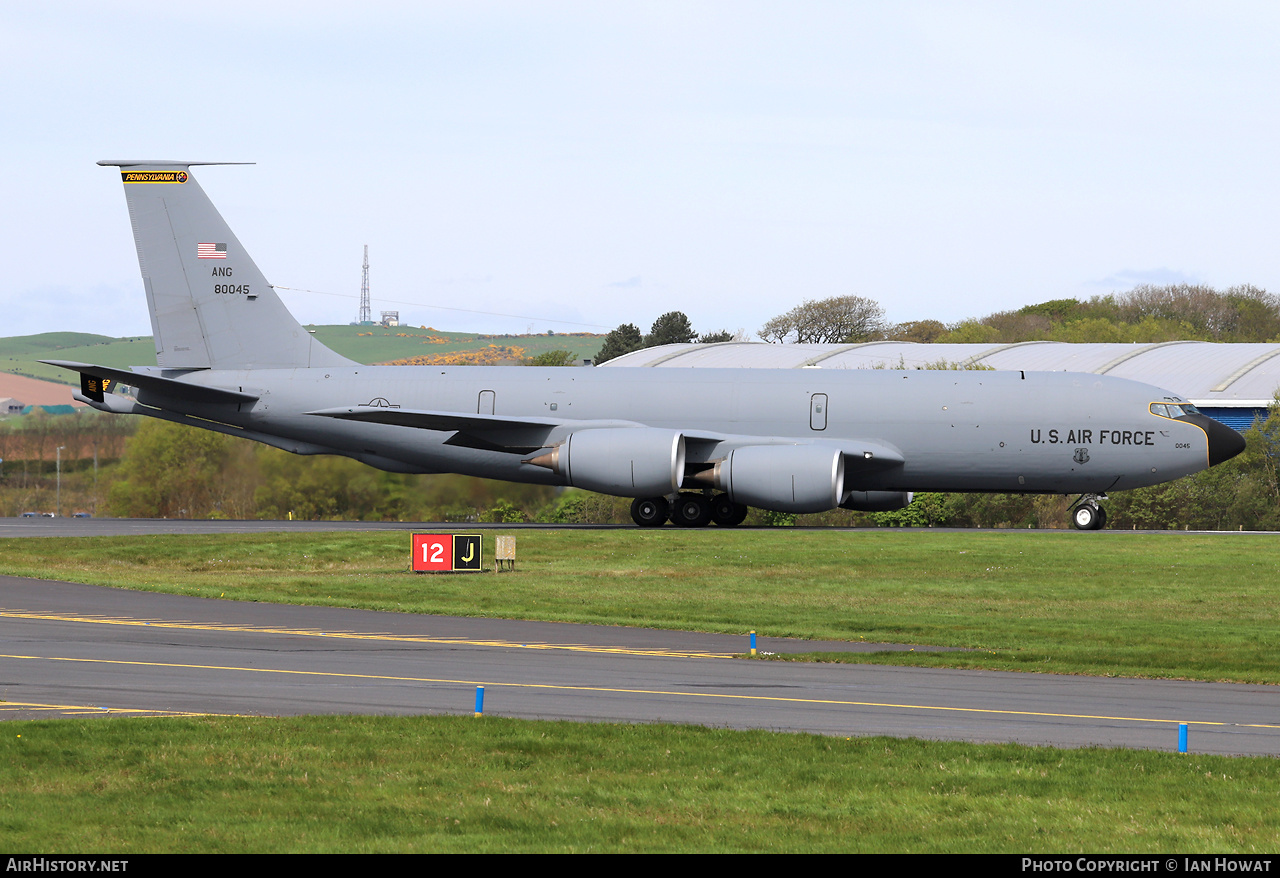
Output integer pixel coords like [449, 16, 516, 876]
[2, 573, 1276, 755]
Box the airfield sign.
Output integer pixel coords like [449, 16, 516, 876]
[412, 533, 483, 573]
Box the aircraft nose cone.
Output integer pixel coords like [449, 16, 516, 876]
[1187, 413, 1247, 467]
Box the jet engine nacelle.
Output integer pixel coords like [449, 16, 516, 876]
[534, 427, 686, 497]
[841, 490, 914, 512]
[710, 445, 846, 513]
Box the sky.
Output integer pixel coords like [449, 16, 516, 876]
[4, 1, 1280, 341]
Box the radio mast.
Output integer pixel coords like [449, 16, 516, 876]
[357, 245, 372, 324]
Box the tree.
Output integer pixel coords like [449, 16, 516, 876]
[644, 311, 697, 347]
[886, 320, 947, 343]
[947, 284, 1280, 345]
[1017, 298, 1086, 322]
[593, 323, 644, 364]
[759, 295, 886, 344]
[697, 330, 736, 344]
[1222, 285, 1280, 342]
[1114, 284, 1237, 337]
[107, 420, 256, 518]
[524, 349, 578, 367]
[937, 320, 1001, 344]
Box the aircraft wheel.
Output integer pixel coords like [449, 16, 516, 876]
[1071, 503, 1101, 531]
[670, 492, 713, 528]
[630, 497, 669, 527]
[711, 494, 749, 527]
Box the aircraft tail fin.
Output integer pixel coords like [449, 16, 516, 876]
[99, 160, 353, 370]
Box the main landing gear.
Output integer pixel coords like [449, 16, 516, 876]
[629, 496, 670, 527]
[1070, 494, 1108, 531]
[630, 493, 749, 528]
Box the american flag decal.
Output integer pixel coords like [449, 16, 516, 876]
[197, 242, 227, 259]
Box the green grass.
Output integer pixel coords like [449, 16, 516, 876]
[309, 324, 603, 364]
[0, 332, 157, 383]
[0, 327, 603, 384]
[2, 714, 1276, 853]
[3, 529, 1278, 683]
[5, 529, 1278, 852]
[0, 331, 123, 355]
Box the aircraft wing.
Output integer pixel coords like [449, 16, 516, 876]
[306, 406, 646, 453]
[306, 405, 907, 470]
[42, 360, 259, 406]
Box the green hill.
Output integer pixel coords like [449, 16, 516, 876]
[309, 324, 603, 365]
[0, 331, 121, 353]
[0, 327, 604, 384]
[0, 333, 158, 383]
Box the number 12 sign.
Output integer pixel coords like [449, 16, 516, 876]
[412, 534, 483, 573]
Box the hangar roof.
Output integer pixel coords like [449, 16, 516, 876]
[600, 341, 1280, 407]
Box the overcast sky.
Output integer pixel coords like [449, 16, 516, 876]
[4, 1, 1279, 341]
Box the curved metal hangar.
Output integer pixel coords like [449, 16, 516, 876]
[604, 341, 1279, 432]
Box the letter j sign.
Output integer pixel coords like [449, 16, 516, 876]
[412, 534, 483, 573]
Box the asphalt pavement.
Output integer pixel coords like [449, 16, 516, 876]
[2, 573, 1276, 755]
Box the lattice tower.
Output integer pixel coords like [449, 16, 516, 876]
[357, 244, 371, 324]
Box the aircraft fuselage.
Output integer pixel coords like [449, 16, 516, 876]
[155, 363, 1215, 494]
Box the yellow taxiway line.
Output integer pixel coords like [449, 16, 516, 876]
[0, 609, 734, 659]
[0, 698, 210, 717]
[2, 651, 1277, 731]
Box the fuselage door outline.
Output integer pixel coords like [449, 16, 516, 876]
[810, 393, 828, 431]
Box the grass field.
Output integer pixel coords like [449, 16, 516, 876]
[0, 327, 604, 384]
[2, 528, 1278, 684]
[309, 324, 603, 364]
[3, 715, 1277, 853]
[5, 527, 1278, 852]
[0, 332, 156, 383]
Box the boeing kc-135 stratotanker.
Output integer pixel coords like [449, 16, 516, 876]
[46, 161, 1245, 529]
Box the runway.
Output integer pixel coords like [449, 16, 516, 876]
[2, 574, 1278, 755]
[6, 517, 1277, 539]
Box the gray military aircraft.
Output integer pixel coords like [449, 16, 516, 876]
[47, 161, 1245, 530]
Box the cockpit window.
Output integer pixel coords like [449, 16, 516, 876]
[1150, 402, 1199, 418]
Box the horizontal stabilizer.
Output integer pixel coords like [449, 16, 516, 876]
[42, 360, 258, 406]
[97, 160, 255, 168]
